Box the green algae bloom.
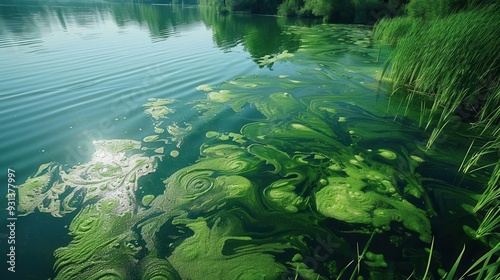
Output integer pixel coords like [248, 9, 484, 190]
[364, 252, 388, 268]
[144, 103, 176, 120]
[14, 33, 459, 278]
[143, 135, 160, 142]
[205, 131, 220, 138]
[53, 202, 140, 279]
[170, 150, 180, 157]
[196, 84, 213, 92]
[168, 218, 288, 279]
[138, 255, 181, 280]
[377, 148, 397, 160]
[411, 155, 425, 163]
[315, 160, 431, 243]
[23, 81, 438, 279]
[15, 162, 58, 216]
[16, 140, 159, 217]
[141, 195, 155, 206]
[258, 50, 294, 67]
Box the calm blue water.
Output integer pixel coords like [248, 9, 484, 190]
[1, 2, 262, 172]
[0, 1, 492, 279]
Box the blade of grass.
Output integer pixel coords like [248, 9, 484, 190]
[336, 260, 354, 280]
[445, 244, 466, 280]
[460, 244, 500, 279]
[349, 231, 376, 280]
[422, 236, 434, 280]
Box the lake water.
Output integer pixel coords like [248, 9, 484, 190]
[0, 1, 492, 279]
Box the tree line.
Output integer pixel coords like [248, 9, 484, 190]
[198, 0, 495, 24]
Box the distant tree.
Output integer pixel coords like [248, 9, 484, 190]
[405, 0, 495, 19]
[277, 0, 303, 16]
[253, 0, 282, 13]
[299, 0, 355, 22]
[300, 0, 334, 21]
[225, 0, 257, 11]
[351, 0, 388, 23]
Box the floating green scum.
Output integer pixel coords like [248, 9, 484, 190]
[15, 56, 449, 279]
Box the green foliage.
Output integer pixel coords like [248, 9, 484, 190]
[375, 5, 500, 147]
[277, 0, 302, 17]
[376, 6, 499, 273]
[406, 0, 454, 19]
[225, 0, 257, 11]
[405, 0, 497, 19]
[373, 16, 419, 46]
[351, 0, 386, 23]
[443, 243, 500, 279]
[299, 0, 356, 22]
[278, 0, 393, 23]
[300, 0, 336, 21]
[201, 0, 406, 23]
[252, 0, 283, 13]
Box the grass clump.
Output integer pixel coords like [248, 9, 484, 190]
[374, 5, 499, 149]
[373, 16, 420, 47]
[375, 6, 500, 274]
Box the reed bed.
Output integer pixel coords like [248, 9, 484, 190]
[374, 5, 500, 149]
[374, 6, 500, 276]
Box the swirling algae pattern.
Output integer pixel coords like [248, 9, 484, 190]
[167, 217, 291, 279]
[16, 140, 160, 217]
[14, 47, 440, 278]
[54, 201, 140, 280]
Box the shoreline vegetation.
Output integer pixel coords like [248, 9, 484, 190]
[199, 0, 409, 23]
[373, 0, 499, 245]
[373, 2, 500, 276]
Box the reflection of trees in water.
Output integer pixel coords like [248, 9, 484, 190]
[108, 4, 201, 39]
[0, 1, 304, 67]
[200, 10, 304, 67]
[0, 2, 55, 38]
[0, 1, 201, 42]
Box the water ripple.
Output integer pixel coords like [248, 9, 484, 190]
[0, 10, 260, 174]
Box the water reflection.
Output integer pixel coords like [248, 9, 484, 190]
[201, 11, 304, 67]
[0, 0, 309, 67]
[109, 4, 203, 40]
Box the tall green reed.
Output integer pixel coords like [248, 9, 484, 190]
[374, 5, 500, 273]
[374, 5, 499, 149]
